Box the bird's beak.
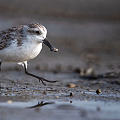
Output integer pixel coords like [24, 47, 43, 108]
[43, 38, 58, 52]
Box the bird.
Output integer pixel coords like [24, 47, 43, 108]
[0, 23, 58, 85]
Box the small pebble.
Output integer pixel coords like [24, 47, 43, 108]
[67, 83, 76, 88]
[55, 96, 59, 99]
[69, 92, 73, 97]
[86, 68, 95, 76]
[7, 100, 13, 104]
[96, 89, 101, 95]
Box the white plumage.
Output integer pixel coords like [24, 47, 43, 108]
[0, 38, 42, 62]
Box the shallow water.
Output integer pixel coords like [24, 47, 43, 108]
[0, 99, 120, 119]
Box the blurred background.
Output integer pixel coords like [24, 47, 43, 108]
[0, 0, 120, 71]
[1, 1, 120, 119]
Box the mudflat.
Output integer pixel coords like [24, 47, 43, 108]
[0, 0, 120, 119]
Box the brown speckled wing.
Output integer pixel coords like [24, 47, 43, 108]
[0, 30, 13, 50]
[0, 25, 25, 50]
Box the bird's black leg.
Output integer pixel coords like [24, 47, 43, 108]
[23, 63, 57, 86]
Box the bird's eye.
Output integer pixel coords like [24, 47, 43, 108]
[35, 31, 40, 34]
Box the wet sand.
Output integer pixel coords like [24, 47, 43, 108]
[1, 68, 120, 120]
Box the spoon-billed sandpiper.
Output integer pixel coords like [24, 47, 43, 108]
[0, 23, 58, 85]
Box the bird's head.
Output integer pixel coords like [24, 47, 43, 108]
[26, 23, 58, 52]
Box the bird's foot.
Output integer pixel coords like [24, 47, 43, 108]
[38, 77, 57, 86]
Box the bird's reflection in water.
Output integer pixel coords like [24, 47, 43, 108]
[27, 101, 54, 109]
